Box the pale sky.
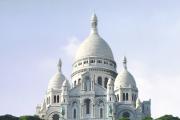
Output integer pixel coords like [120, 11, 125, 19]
[0, 0, 180, 118]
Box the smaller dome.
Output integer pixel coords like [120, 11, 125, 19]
[48, 59, 65, 90]
[114, 57, 137, 90]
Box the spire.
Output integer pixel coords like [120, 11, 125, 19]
[123, 56, 127, 70]
[57, 58, 62, 72]
[91, 13, 98, 33]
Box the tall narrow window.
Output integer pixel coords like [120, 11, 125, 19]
[73, 109, 76, 119]
[54, 95, 56, 103]
[85, 99, 90, 114]
[100, 108, 103, 118]
[123, 93, 126, 101]
[104, 78, 108, 88]
[98, 77, 102, 85]
[57, 95, 59, 103]
[126, 93, 128, 101]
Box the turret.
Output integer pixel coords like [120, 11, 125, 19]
[107, 78, 115, 102]
[60, 80, 70, 119]
[107, 78, 115, 120]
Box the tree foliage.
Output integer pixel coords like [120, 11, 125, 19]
[0, 115, 42, 120]
[19, 115, 42, 120]
[143, 116, 153, 120]
[155, 115, 180, 120]
[0, 114, 18, 120]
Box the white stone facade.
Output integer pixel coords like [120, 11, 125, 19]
[36, 14, 151, 120]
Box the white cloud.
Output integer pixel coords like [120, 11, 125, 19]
[63, 37, 81, 58]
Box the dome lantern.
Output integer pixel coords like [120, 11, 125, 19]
[91, 13, 98, 34]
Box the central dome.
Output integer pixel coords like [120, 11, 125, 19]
[74, 14, 114, 61]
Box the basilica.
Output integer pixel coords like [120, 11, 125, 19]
[36, 14, 151, 120]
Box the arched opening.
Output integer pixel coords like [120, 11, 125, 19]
[122, 112, 130, 119]
[84, 99, 91, 114]
[54, 95, 56, 103]
[123, 93, 126, 101]
[98, 77, 102, 86]
[126, 93, 129, 101]
[85, 76, 91, 91]
[57, 95, 59, 103]
[100, 108, 103, 118]
[52, 114, 59, 120]
[104, 77, 108, 88]
[73, 109, 76, 119]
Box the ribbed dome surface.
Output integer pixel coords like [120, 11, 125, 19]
[114, 69, 137, 90]
[47, 59, 66, 90]
[48, 72, 65, 90]
[74, 14, 114, 61]
[75, 33, 114, 61]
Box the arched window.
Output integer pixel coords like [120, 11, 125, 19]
[52, 114, 59, 120]
[126, 93, 128, 101]
[73, 109, 76, 118]
[54, 95, 56, 103]
[104, 78, 108, 88]
[122, 112, 130, 118]
[57, 95, 59, 103]
[123, 93, 126, 101]
[100, 108, 103, 118]
[98, 77, 102, 85]
[85, 99, 90, 114]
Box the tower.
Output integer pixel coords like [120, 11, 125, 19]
[107, 78, 116, 120]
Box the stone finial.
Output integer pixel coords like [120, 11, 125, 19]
[91, 13, 98, 33]
[58, 58, 62, 72]
[123, 56, 127, 70]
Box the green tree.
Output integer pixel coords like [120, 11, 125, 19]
[19, 115, 42, 120]
[143, 116, 153, 120]
[156, 115, 180, 120]
[0, 114, 18, 120]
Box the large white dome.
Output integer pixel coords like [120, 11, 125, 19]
[114, 57, 137, 90]
[74, 14, 114, 61]
[48, 59, 66, 90]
